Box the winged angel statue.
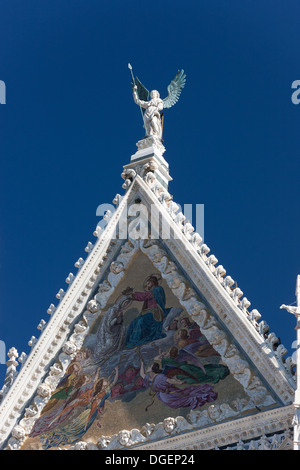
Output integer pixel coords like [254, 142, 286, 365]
[131, 68, 186, 140]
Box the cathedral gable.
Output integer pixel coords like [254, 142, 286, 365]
[0, 140, 295, 451]
[19, 245, 283, 450]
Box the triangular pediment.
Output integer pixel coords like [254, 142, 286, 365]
[19, 247, 279, 450]
[0, 154, 295, 450]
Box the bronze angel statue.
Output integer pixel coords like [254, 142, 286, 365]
[129, 65, 186, 140]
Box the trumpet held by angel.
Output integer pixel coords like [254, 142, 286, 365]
[130, 67, 186, 140]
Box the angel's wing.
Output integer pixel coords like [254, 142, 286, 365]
[134, 76, 149, 103]
[163, 70, 186, 109]
[178, 347, 206, 374]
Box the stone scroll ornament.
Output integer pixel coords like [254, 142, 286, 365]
[128, 64, 186, 140]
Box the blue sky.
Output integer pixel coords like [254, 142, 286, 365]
[0, 0, 300, 385]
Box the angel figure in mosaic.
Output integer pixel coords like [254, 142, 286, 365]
[131, 68, 186, 139]
[29, 367, 95, 438]
[38, 367, 119, 449]
[139, 359, 217, 412]
[34, 361, 83, 418]
[157, 346, 229, 385]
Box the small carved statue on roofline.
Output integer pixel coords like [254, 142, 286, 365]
[128, 64, 186, 140]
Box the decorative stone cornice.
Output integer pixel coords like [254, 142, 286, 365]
[19, 405, 293, 451]
[134, 405, 294, 450]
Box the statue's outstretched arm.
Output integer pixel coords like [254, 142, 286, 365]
[133, 86, 147, 108]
